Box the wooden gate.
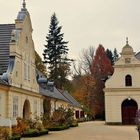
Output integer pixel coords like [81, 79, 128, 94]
[122, 99, 138, 125]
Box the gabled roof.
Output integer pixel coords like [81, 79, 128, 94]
[39, 86, 69, 102]
[0, 77, 9, 86]
[135, 52, 140, 61]
[62, 90, 81, 108]
[0, 24, 15, 75]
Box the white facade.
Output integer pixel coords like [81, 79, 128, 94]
[0, 2, 82, 122]
[105, 41, 140, 124]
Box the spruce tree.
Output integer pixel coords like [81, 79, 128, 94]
[113, 48, 119, 62]
[43, 13, 71, 88]
[106, 49, 114, 65]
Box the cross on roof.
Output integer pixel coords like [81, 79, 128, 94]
[22, 0, 26, 9]
[126, 37, 129, 45]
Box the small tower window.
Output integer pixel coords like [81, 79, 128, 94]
[125, 75, 132, 86]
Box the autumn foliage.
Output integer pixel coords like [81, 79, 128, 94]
[91, 44, 114, 79]
[72, 44, 114, 119]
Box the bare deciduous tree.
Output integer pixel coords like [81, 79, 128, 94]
[80, 46, 95, 74]
[72, 46, 95, 77]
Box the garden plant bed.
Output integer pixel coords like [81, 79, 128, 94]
[21, 129, 49, 137]
[9, 135, 21, 140]
[48, 125, 70, 131]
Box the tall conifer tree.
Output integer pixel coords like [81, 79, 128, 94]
[43, 13, 71, 88]
[106, 49, 114, 65]
[113, 48, 119, 62]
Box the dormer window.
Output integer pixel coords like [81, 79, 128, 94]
[125, 75, 132, 86]
[125, 58, 131, 63]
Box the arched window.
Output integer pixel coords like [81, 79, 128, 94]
[125, 75, 132, 86]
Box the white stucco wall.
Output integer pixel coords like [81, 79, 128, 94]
[106, 66, 140, 88]
[105, 44, 140, 124]
[105, 91, 140, 123]
[9, 9, 39, 93]
[0, 90, 7, 118]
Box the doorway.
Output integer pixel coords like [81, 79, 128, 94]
[23, 99, 31, 119]
[121, 98, 137, 125]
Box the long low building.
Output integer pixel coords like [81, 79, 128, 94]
[0, 1, 82, 121]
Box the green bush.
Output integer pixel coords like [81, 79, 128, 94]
[48, 125, 69, 131]
[22, 128, 48, 137]
[39, 129, 49, 135]
[44, 107, 78, 130]
[9, 135, 21, 140]
[22, 129, 38, 137]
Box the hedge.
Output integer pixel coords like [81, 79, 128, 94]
[48, 125, 70, 131]
[22, 129, 48, 137]
[9, 135, 21, 140]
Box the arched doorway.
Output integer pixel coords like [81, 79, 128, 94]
[121, 98, 138, 125]
[23, 99, 31, 119]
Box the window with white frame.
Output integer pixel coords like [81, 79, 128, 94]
[13, 96, 18, 118]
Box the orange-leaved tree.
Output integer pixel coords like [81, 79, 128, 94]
[90, 44, 114, 119]
[91, 44, 114, 79]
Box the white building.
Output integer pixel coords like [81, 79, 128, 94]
[105, 39, 140, 125]
[0, 1, 82, 121]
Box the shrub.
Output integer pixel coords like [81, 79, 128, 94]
[12, 117, 46, 138]
[22, 129, 39, 137]
[12, 117, 29, 136]
[43, 107, 78, 130]
[48, 125, 69, 131]
[51, 107, 66, 126]
[38, 129, 49, 135]
[22, 129, 48, 137]
[0, 126, 10, 140]
[41, 113, 50, 129]
[9, 135, 21, 140]
[26, 118, 44, 131]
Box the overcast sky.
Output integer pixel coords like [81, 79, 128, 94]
[0, 0, 140, 60]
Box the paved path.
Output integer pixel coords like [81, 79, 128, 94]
[22, 121, 138, 140]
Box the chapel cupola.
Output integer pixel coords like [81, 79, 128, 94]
[121, 37, 135, 56]
[17, 0, 28, 21]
